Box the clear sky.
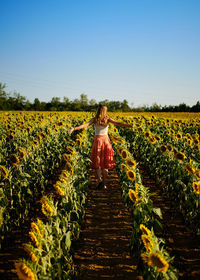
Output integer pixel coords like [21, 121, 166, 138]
[1, 0, 200, 107]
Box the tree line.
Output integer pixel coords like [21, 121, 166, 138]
[0, 82, 200, 112]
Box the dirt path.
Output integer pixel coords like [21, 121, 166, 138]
[138, 162, 200, 280]
[73, 168, 138, 280]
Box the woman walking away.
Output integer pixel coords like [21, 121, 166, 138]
[69, 104, 134, 189]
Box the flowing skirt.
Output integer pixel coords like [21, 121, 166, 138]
[90, 135, 116, 169]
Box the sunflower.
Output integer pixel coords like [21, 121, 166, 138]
[155, 135, 161, 141]
[194, 139, 199, 145]
[41, 202, 54, 217]
[121, 149, 129, 160]
[185, 164, 195, 174]
[67, 146, 75, 155]
[54, 184, 65, 196]
[65, 162, 73, 174]
[139, 224, 151, 236]
[167, 144, 173, 152]
[17, 148, 26, 159]
[126, 169, 136, 181]
[160, 145, 167, 153]
[194, 170, 200, 180]
[63, 153, 72, 162]
[24, 245, 38, 263]
[144, 131, 151, 139]
[174, 152, 186, 161]
[120, 163, 127, 171]
[15, 262, 35, 280]
[176, 132, 182, 140]
[76, 139, 81, 146]
[149, 136, 156, 144]
[192, 182, 200, 194]
[129, 189, 137, 203]
[187, 139, 192, 146]
[31, 222, 42, 237]
[125, 159, 136, 168]
[9, 154, 20, 166]
[147, 252, 169, 272]
[141, 234, 154, 252]
[29, 231, 40, 248]
[0, 165, 9, 178]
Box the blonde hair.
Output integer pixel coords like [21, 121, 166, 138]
[94, 104, 109, 126]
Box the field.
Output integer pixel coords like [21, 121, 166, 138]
[0, 111, 200, 280]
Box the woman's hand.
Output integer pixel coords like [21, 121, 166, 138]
[69, 127, 74, 135]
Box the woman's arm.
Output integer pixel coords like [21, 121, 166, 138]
[69, 118, 94, 134]
[108, 117, 134, 130]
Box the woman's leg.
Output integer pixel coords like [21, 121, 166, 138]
[102, 168, 108, 186]
[95, 168, 102, 182]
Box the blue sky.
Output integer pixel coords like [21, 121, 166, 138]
[1, 0, 200, 107]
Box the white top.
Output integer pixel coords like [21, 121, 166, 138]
[94, 124, 108, 135]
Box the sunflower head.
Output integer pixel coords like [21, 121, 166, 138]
[139, 224, 151, 236]
[160, 145, 167, 153]
[15, 262, 35, 280]
[126, 159, 136, 168]
[0, 165, 9, 178]
[126, 169, 136, 181]
[185, 164, 195, 174]
[148, 252, 169, 272]
[175, 152, 186, 161]
[121, 149, 129, 160]
[141, 234, 154, 252]
[9, 154, 20, 166]
[192, 182, 200, 194]
[129, 189, 137, 203]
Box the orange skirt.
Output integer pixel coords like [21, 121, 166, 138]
[90, 135, 116, 169]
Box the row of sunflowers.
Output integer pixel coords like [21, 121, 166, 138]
[118, 114, 200, 235]
[108, 124, 179, 280]
[0, 111, 93, 279]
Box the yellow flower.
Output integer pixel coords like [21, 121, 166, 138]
[121, 149, 129, 160]
[139, 224, 151, 236]
[67, 146, 75, 154]
[120, 163, 127, 171]
[65, 162, 73, 174]
[17, 148, 26, 159]
[166, 144, 173, 152]
[144, 131, 151, 138]
[175, 152, 186, 161]
[15, 262, 35, 280]
[125, 159, 136, 168]
[0, 165, 9, 178]
[148, 252, 169, 272]
[185, 164, 195, 174]
[195, 170, 200, 180]
[29, 231, 40, 248]
[192, 182, 200, 194]
[9, 154, 20, 166]
[31, 222, 42, 237]
[176, 132, 182, 140]
[126, 169, 136, 181]
[24, 245, 38, 263]
[141, 234, 154, 252]
[149, 136, 156, 144]
[41, 202, 54, 217]
[54, 184, 65, 196]
[160, 145, 167, 153]
[129, 189, 137, 203]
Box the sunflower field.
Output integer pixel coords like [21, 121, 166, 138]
[0, 111, 199, 279]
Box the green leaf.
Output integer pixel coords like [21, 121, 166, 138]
[152, 207, 163, 219]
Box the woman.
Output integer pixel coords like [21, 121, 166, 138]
[69, 104, 134, 189]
